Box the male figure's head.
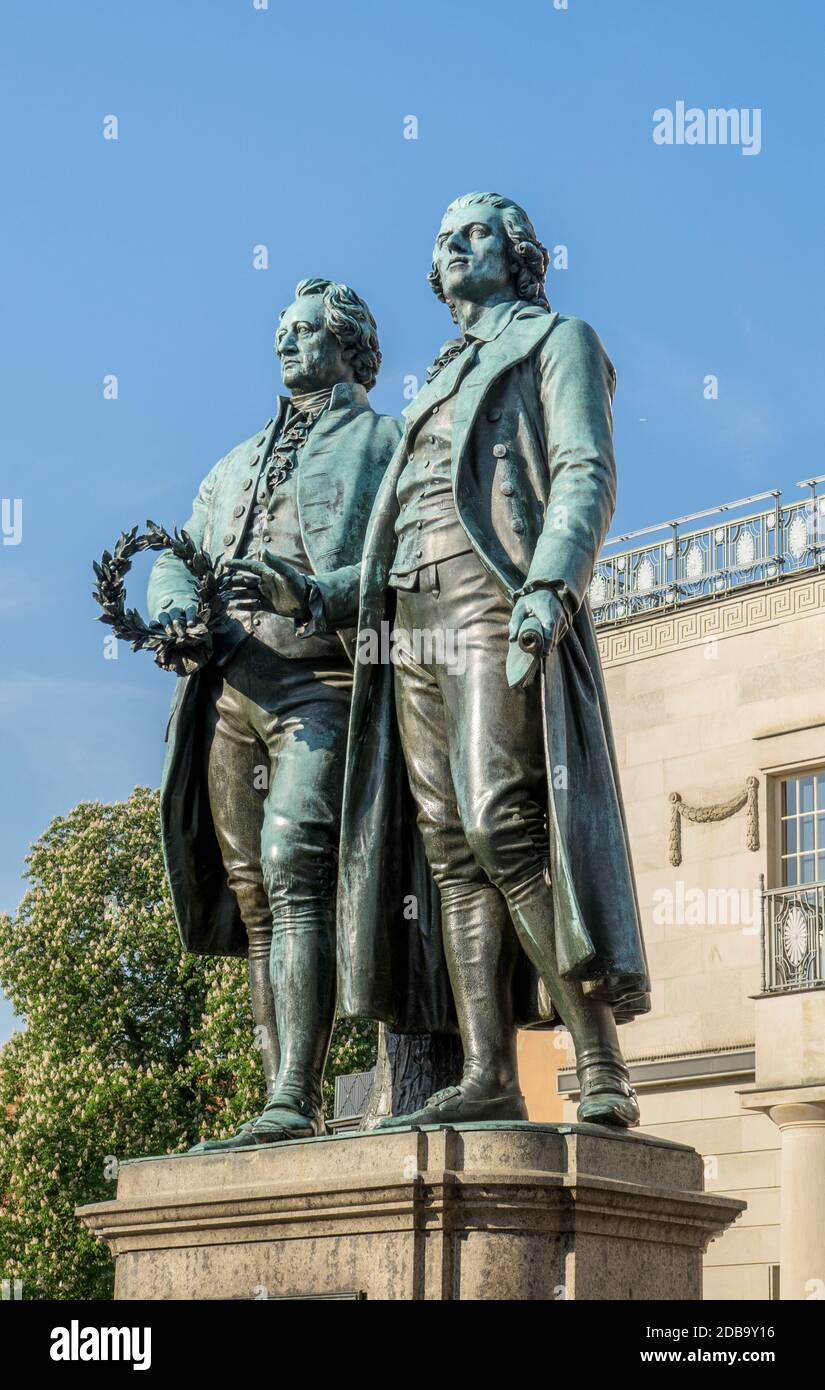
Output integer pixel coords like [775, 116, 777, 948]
[428, 193, 550, 325]
[275, 278, 381, 394]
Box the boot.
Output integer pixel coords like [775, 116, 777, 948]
[378, 885, 527, 1129]
[188, 937, 281, 1153]
[248, 949, 280, 1099]
[508, 876, 639, 1129]
[251, 906, 337, 1141]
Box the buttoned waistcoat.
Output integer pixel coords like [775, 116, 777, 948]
[147, 384, 402, 956]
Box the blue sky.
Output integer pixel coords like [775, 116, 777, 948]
[1, 0, 823, 1042]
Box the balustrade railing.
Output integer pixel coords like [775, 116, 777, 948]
[592, 476, 825, 625]
[761, 877, 825, 994]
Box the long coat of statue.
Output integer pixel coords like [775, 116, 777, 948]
[317, 304, 651, 1033]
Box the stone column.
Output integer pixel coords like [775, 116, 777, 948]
[769, 1100, 825, 1300]
[743, 989, 825, 1300]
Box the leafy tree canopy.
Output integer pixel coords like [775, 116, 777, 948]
[0, 788, 376, 1299]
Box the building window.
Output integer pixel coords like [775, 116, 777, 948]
[780, 770, 825, 886]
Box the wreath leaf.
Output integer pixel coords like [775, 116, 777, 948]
[92, 522, 226, 669]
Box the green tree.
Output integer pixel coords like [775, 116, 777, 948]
[0, 788, 376, 1299]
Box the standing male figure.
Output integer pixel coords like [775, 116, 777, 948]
[146, 279, 401, 1147]
[262, 195, 650, 1127]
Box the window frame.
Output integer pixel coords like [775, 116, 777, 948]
[773, 764, 825, 888]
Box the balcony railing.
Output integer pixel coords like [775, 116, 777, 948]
[592, 475, 825, 626]
[761, 877, 825, 994]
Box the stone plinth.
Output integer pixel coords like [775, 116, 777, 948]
[77, 1123, 744, 1301]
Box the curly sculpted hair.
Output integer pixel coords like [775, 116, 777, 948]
[278, 278, 382, 391]
[427, 192, 551, 321]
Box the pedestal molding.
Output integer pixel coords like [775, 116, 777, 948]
[77, 1124, 745, 1300]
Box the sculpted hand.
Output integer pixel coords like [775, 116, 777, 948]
[156, 604, 212, 676]
[222, 552, 311, 621]
[157, 602, 199, 641]
[508, 588, 570, 655]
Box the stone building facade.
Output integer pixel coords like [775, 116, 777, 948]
[336, 482, 825, 1301]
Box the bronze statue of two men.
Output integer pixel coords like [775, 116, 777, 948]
[147, 193, 651, 1151]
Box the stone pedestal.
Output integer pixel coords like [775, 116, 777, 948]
[77, 1123, 744, 1301]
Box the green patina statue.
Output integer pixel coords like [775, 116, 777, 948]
[259, 194, 651, 1128]
[145, 279, 401, 1149]
[141, 195, 651, 1143]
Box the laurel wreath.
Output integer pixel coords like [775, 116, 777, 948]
[92, 521, 225, 670]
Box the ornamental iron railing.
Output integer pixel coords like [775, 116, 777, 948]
[761, 876, 825, 994]
[592, 476, 825, 626]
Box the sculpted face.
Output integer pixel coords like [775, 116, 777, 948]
[435, 203, 514, 308]
[275, 295, 354, 393]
